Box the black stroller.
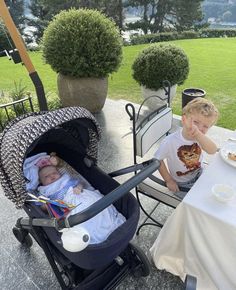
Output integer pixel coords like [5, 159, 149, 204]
[0, 106, 196, 290]
[0, 107, 161, 290]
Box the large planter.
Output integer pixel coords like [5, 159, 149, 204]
[141, 84, 177, 109]
[57, 73, 108, 112]
[182, 88, 206, 108]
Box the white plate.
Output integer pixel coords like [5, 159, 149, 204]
[220, 143, 236, 168]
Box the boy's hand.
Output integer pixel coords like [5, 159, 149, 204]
[166, 179, 179, 192]
[182, 116, 200, 139]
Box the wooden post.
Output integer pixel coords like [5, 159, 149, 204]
[0, 0, 48, 110]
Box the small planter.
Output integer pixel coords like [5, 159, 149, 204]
[132, 44, 189, 108]
[182, 88, 206, 108]
[141, 84, 177, 109]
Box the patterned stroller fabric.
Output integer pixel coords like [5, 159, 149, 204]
[0, 107, 100, 209]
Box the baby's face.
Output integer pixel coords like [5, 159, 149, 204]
[39, 166, 61, 186]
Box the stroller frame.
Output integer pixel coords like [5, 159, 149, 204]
[13, 160, 159, 290]
[15, 204, 152, 290]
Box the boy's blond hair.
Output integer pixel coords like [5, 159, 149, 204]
[182, 97, 219, 122]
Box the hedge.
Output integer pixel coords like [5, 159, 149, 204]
[129, 29, 236, 45]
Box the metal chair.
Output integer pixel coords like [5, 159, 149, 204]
[110, 81, 188, 233]
[109, 81, 196, 290]
[0, 96, 34, 131]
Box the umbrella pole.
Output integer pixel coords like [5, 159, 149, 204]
[0, 0, 48, 110]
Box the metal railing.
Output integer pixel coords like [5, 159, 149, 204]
[0, 96, 34, 131]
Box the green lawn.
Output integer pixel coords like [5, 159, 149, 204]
[0, 38, 236, 129]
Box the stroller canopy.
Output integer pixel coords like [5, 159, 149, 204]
[0, 107, 101, 208]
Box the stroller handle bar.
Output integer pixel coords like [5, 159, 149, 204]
[109, 159, 154, 177]
[19, 159, 160, 230]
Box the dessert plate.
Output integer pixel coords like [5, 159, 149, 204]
[220, 143, 236, 168]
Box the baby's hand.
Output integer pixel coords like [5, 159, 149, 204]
[166, 179, 179, 192]
[50, 156, 59, 166]
[49, 152, 64, 167]
[73, 184, 83, 194]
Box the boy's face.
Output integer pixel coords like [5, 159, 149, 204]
[183, 113, 216, 135]
[39, 166, 61, 186]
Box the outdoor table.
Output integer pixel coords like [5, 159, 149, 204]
[150, 147, 236, 290]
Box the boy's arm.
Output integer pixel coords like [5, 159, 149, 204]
[194, 132, 217, 154]
[183, 116, 217, 154]
[159, 160, 179, 192]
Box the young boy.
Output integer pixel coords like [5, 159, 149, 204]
[154, 97, 219, 196]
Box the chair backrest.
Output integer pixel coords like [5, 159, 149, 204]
[125, 80, 173, 162]
[0, 96, 34, 131]
[135, 106, 172, 157]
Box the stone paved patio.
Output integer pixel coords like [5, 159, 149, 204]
[0, 98, 234, 290]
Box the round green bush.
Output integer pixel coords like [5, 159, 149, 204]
[0, 21, 12, 51]
[42, 9, 123, 78]
[132, 43, 189, 90]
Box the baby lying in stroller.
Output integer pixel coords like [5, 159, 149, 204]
[24, 153, 126, 244]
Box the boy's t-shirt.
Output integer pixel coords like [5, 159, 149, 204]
[154, 128, 203, 183]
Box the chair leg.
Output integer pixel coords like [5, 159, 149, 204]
[136, 193, 163, 235]
[137, 222, 163, 236]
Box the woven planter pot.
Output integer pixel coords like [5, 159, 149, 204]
[58, 73, 108, 112]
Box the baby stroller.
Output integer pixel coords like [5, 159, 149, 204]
[0, 107, 161, 290]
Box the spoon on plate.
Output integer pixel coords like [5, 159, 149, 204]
[228, 137, 236, 142]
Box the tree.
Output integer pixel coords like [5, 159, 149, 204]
[126, 0, 205, 34]
[170, 0, 204, 32]
[126, 0, 173, 34]
[25, 0, 50, 43]
[0, 1, 25, 51]
[5, 0, 26, 33]
[0, 20, 12, 51]
[27, 0, 124, 43]
[102, 0, 124, 30]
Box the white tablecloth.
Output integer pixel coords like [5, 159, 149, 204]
[150, 152, 236, 290]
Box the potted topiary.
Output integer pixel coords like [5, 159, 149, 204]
[42, 8, 123, 112]
[132, 43, 189, 108]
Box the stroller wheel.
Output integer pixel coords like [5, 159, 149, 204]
[129, 242, 151, 277]
[12, 227, 33, 247]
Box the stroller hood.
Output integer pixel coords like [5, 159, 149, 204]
[0, 107, 101, 208]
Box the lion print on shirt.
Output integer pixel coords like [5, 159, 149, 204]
[176, 143, 201, 176]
